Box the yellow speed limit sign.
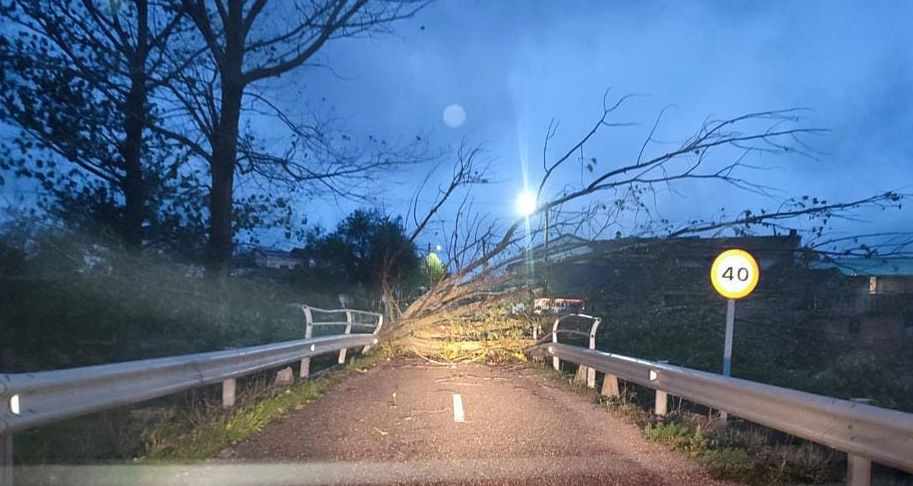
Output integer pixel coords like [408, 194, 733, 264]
[710, 249, 759, 299]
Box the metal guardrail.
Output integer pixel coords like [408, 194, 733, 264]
[0, 334, 376, 435]
[300, 305, 384, 374]
[542, 342, 913, 486]
[0, 306, 384, 485]
[550, 314, 601, 389]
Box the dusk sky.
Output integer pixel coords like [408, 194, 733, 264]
[267, 0, 913, 249]
[2, 1, 911, 250]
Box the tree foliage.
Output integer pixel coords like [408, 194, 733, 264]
[423, 251, 445, 284]
[294, 209, 420, 297]
[0, 0, 427, 265]
[0, 0, 190, 248]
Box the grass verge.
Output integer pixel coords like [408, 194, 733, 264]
[142, 347, 395, 461]
[14, 347, 396, 464]
[528, 360, 845, 485]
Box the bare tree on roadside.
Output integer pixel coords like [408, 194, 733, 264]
[159, 0, 429, 274]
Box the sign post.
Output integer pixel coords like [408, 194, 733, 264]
[723, 298, 735, 377]
[710, 248, 760, 425]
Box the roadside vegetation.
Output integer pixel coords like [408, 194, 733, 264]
[13, 348, 397, 465]
[0, 211, 423, 372]
[528, 362, 913, 485]
[0, 214, 424, 464]
[584, 296, 913, 414]
[142, 349, 395, 462]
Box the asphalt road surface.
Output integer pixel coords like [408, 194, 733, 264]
[212, 358, 734, 485]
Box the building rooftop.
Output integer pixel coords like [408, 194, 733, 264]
[512, 233, 802, 266]
[251, 247, 302, 258]
[809, 257, 913, 277]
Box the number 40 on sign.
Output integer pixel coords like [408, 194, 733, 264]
[710, 248, 759, 299]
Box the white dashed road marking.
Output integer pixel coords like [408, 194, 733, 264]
[452, 393, 465, 422]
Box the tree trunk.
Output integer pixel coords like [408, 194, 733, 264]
[207, 150, 235, 274]
[120, 0, 149, 249]
[205, 1, 245, 276]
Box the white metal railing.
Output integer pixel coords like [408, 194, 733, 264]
[0, 305, 384, 485]
[550, 314, 602, 389]
[541, 342, 913, 486]
[298, 305, 384, 378]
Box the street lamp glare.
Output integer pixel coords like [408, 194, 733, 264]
[516, 190, 537, 217]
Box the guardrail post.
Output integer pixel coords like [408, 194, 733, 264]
[1, 434, 12, 486]
[274, 367, 294, 387]
[573, 365, 587, 386]
[300, 306, 314, 379]
[600, 374, 620, 397]
[222, 378, 236, 409]
[649, 364, 668, 417]
[551, 317, 561, 371]
[847, 454, 871, 486]
[338, 311, 353, 365]
[654, 390, 668, 417]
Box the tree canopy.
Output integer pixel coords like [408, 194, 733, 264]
[295, 209, 420, 297]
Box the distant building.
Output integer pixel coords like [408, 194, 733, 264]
[810, 257, 913, 338]
[509, 233, 801, 271]
[508, 233, 802, 295]
[810, 257, 913, 295]
[505, 234, 594, 274]
[251, 247, 304, 270]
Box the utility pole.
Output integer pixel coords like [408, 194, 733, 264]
[543, 207, 550, 295]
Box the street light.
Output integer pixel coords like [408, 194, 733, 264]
[515, 190, 537, 217]
[516, 189, 550, 294]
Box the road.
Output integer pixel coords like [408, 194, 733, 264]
[214, 357, 734, 485]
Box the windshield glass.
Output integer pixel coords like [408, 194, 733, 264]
[1, 1, 912, 485]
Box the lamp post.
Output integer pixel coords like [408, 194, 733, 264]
[544, 207, 549, 293]
[516, 190, 549, 294]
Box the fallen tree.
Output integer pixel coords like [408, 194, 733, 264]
[379, 93, 910, 358]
